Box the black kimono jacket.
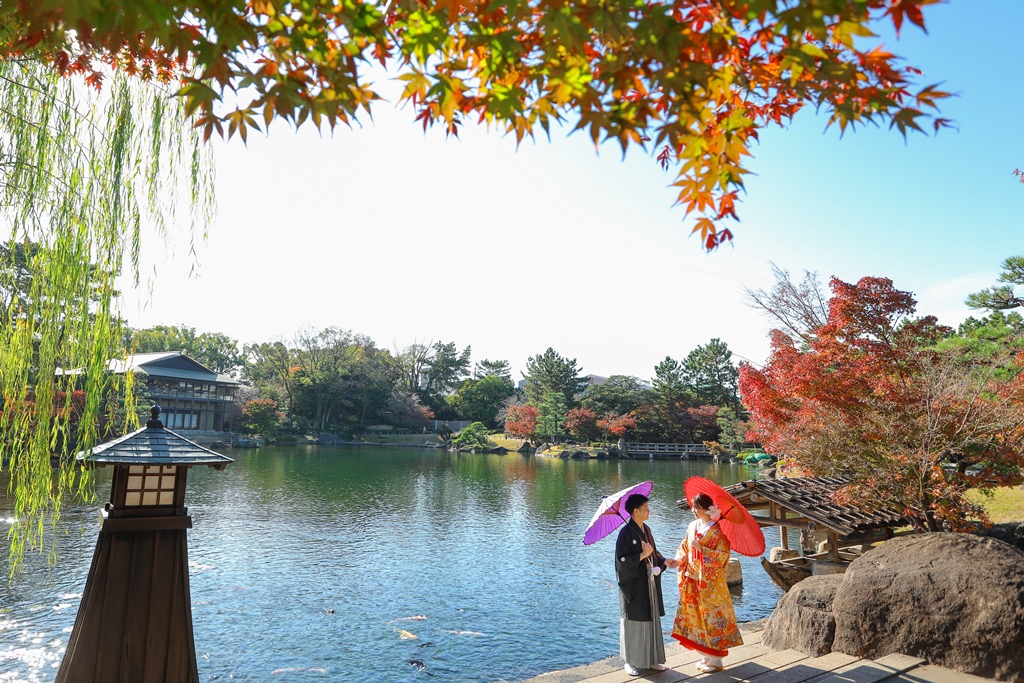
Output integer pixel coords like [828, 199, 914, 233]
[614, 519, 667, 622]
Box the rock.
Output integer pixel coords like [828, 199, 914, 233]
[970, 521, 1024, 553]
[317, 432, 342, 444]
[762, 574, 843, 656]
[726, 558, 743, 585]
[810, 559, 847, 577]
[490, 446, 508, 454]
[831, 533, 1024, 683]
[769, 547, 800, 563]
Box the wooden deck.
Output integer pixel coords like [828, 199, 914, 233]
[518, 624, 998, 683]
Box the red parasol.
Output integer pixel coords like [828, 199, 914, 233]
[683, 476, 765, 557]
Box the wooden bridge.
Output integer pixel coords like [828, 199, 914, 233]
[626, 443, 712, 459]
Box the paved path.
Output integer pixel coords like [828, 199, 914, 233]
[518, 623, 997, 683]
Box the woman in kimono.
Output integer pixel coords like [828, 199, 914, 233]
[670, 492, 743, 674]
[614, 493, 678, 676]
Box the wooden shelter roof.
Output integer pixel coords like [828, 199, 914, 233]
[680, 476, 907, 537]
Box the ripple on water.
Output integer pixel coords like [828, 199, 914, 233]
[2, 449, 783, 682]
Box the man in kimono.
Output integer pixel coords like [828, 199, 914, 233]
[614, 493, 678, 676]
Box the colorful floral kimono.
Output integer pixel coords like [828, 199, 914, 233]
[670, 519, 743, 657]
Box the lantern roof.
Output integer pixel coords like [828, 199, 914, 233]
[77, 406, 233, 470]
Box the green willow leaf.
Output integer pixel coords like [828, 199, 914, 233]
[0, 60, 215, 577]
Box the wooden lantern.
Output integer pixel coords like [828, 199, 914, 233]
[56, 406, 232, 683]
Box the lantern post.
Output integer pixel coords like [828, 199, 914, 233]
[56, 406, 232, 683]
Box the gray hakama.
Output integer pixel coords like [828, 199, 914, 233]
[620, 608, 667, 666]
[615, 520, 668, 669]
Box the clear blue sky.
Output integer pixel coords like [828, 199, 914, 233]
[124, 0, 1024, 379]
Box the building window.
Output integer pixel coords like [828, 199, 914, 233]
[164, 410, 199, 430]
[125, 465, 176, 506]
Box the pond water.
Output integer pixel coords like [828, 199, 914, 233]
[0, 446, 783, 682]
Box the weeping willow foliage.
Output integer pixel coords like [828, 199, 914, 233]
[0, 59, 214, 575]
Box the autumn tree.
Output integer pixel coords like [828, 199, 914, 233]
[687, 405, 722, 443]
[241, 398, 283, 442]
[4, 1, 949, 248]
[383, 386, 434, 430]
[597, 412, 638, 450]
[523, 348, 587, 408]
[564, 407, 600, 443]
[740, 276, 1024, 532]
[505, 404, 539, 442]
[743, 262, 830, 346]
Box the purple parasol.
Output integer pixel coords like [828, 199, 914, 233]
[582, 481, 653, 545]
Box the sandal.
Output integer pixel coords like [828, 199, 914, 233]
[696, 661, 724, 673]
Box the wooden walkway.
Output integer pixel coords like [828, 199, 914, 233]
[518, 624, 997, 683]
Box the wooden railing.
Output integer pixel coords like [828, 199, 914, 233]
[625, 443, 713, 459]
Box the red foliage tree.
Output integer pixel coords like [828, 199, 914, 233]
[564, 407, 599, 442]
[597, 412, 638, 441]
[740, 276, 1024, 531]
[687, 405, 721, 443]
[505, 404, 538, 441]
[1, 1, 951, 246]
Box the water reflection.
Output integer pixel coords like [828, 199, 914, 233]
[1, 447, 783, 682]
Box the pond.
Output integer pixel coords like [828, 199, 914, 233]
[0, 446, 784, 682]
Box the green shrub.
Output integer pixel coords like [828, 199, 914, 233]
[454, 422, 490, 449]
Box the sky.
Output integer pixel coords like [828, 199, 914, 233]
[122, 1, 1024, 381]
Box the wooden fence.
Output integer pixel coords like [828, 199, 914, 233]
[625, 443, 713, 459]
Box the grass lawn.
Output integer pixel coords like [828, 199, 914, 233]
[486, 435, 527, 450]
[966, 486, 1024, 524]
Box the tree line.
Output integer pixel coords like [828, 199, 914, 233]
[125, 322, 749, 446]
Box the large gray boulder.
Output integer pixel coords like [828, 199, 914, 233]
[762, 574, 843, 656]
[832, 533, 1024, 683]
[972, 521, 1024, 553]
